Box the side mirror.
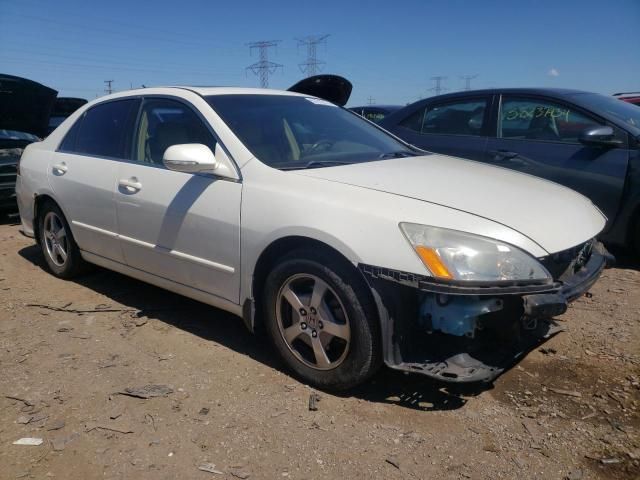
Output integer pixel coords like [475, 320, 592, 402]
[579, 126, 622, 147]
[163, 144, 218, 173]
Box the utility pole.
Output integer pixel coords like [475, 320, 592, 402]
[246, 40, 283, 88]
[296, 34, 329, 77]
[367, 96, 375, 105]
[460, 74, 478, 91]
[428, 76, 447, 96]
[104, 80, 114, 95]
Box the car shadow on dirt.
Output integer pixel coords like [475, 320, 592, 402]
[345, 371, 491, 411]
[18, 243, 491, 412]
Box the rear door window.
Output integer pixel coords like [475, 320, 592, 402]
[400, 98, 488, 136]
[361, 108, 388, 123]
[61, 99, 139, 158]
[499, 97, 601, 143]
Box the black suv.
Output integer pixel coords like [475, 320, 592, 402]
[0, 74, 57, 212]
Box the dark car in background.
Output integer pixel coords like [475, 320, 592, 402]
[0, 129, 41, 212]
[379, 88, 640, 253]
[350, 105, 402, 123]
[47, 97, 88, 135]
[614, 92, 640, 107]
[1, 74, 57, 212]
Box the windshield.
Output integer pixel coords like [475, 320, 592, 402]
[569, 93, 640, 130]
[206, 94, 416, 169]
[0, 129, 40, 142]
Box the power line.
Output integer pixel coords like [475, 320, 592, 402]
[3, 12, 217, 50]
[246, 40, 283, 88]
[367, 96, 375, 105]
[460, 74, 478, 91]
[429, 76, 448, 96]
[104, 80, 114, 95]
[0, 56, 226, 77]
[2, 1, 209, 43]
[296, 34, 329, 77]
[1, 35, 243, 60]
[0, 48, 229, 77]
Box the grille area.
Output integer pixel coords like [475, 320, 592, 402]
[0, 148, 21, 192]
[0, 163, 17, 185]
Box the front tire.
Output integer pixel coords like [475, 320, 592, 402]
[38, 201, 86, 278]
[262, 249, 381, 391]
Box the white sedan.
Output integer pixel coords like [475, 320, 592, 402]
[16, 86, 610, 389]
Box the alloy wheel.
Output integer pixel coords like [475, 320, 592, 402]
[43, 211, 69, 267]
[276, 274, 351, 370]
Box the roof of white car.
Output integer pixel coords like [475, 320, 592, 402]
[187, 86, 303, 97]
[121, 86, 305, 97]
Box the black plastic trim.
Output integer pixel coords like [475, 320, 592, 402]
[359, 263, 558, 296]
[359, 241, 608, 299]
[558, 242, 608, 302]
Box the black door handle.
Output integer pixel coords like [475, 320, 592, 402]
[488, 150, 519, 160]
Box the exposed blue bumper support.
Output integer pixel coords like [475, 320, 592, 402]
[360, 242, 611, 384]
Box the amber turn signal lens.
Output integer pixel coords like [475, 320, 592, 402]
[415, 246, 453, 279]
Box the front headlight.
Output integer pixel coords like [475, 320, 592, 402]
[399, 223, 551, 283]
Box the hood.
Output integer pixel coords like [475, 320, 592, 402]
[294, 155, 606, 255]
[288, 75, 352, 106]
[0, 74, 58, 138]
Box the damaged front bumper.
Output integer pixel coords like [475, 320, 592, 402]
[360, 241, 612, 384]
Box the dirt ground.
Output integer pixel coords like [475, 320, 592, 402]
[0, 215, 638, 480]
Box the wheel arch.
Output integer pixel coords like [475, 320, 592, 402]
[246, 235, 374, 332]
[32, 193, 65, 244]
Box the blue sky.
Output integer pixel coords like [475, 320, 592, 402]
[1, 0, 639, 106]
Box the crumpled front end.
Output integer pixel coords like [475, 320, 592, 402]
[360, 240, 612, 383]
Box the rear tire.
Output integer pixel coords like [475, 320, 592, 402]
[262, 248, 382, 391]
[38, 201, 86, 279]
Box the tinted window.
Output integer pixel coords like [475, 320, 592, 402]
[400, 99, 487, 136]
[500, 97, 601, 143]
[363, 109, 387, 123]
[133, 98, 216, 165]
[48, 116, 66, 129]
[65, 99, 139, 158]
[59, 117, 82, 151]
[399, 108, 425, 132]
[569, 92, 640, 129]
[206, 95, 414, 169]
[0, 130, 39, 142]
[351, 107, 396, 124]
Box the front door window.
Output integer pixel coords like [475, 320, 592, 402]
[133, 98, 217, 165]
[499, 97, 601, 143]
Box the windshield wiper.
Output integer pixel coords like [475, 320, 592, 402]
[377, 150, 418, 159]
[280, 160, 354, 170]
[279, 151, 418, 170]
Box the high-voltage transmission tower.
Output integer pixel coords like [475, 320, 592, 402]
[460, 74, 478, 91]
[296, 34, 329, 77]
[246, 40, 283, 88]
[104, 80, 114, 94]
[429, 76, 447, 96]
